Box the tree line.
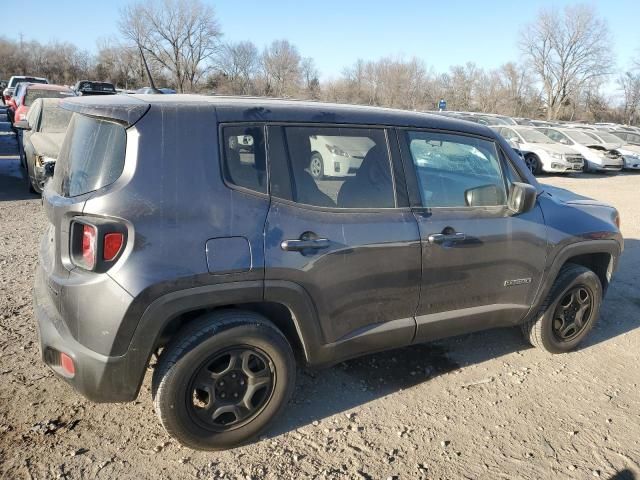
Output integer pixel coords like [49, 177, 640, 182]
[2, 0, 639, 124]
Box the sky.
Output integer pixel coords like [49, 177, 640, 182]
[5, 0, 639, 83]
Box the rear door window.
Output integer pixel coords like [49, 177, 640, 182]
[53, 114, 126, 197]
[281, 126, 394, 208]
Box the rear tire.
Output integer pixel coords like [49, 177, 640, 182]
[522, 264, 602, 353]
[152, 310, 296, 450]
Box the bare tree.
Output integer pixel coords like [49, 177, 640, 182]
[119, 0, 222, 92]
[300, 57, 320, 99]
[618, 70, 640, 125]
[260, 40, 302, 97]
[520, 4, 613, 120]
[214, 41, 259, 95]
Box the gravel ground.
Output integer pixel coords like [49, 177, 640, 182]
[1, 110, 639, 479]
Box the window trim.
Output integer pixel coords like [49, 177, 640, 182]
[272, 123, 403, 212]
[218, 122, 270, 199]
[398, 127, 511, 211]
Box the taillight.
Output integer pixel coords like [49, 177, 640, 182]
[103, 232, 124, 261]
[71, 220, 126, 271]
[81, 224, 97, 270]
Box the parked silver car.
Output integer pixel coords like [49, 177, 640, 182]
[14, 98, 73, 193]
[493, 126, 583, 174]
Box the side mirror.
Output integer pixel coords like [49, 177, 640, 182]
[559, 138, 569, 145]
[509, 137, 520, 144]
[508, 182, 537, 214]
[14, 120, 30, 130]
[465, 184, 501, 207]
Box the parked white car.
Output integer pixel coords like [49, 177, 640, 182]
[493, 126, 584, 175]
[308, 135, 374, 179]
[579, 130, 640, 170]
[537, 127, 623, 173]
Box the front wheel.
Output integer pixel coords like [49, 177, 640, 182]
[524, 154, 541, 175]
[522, 264, 602, 353]
[309, 153, 324, 180]
[25, 159, 40, 194]
[152, 310, 296, 450]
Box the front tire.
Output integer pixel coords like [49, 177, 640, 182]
[152, 310, 296, 450]
[25, 159, 40, 194]
[309, 152, 324, 180]
[524, 154, 542, 175]
[522, 264, 602, 353]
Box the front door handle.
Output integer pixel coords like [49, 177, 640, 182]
[427, 232, 466, 245]
[281, 238, 331, 252]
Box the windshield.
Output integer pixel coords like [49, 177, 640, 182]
[24, 89, 74, 107]
[583, 132, 602, 143]
[565, 130, 600, 144]
[596, 132, 624, 144]
[518, 129, 555, 144]
[621, 132, 640, 143]
[40, 105, 73, 133]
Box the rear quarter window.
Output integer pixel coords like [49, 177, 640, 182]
[53, 114, 126, 197]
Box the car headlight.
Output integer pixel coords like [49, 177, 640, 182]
[548, 151, 562, 160]
[326, 144, 350, 157]
[35, 155, 56, 167]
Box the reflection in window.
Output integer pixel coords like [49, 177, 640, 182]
[283, 127, 395, 208]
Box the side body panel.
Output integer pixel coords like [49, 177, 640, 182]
[412, 205, 548, 342]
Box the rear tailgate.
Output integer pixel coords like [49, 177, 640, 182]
[40, 95, 149, 310]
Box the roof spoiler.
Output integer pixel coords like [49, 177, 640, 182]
[60, 95, 150, 127]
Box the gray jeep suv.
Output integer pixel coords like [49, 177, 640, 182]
[34, 95, 623, 450]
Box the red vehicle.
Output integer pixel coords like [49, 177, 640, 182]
[11, 84, 75, 125]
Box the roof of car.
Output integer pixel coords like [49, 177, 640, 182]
[61, 94, 498, 137]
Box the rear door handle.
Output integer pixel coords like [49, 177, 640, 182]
[427, 232, 466, 245]
[281, 238, 331, 252]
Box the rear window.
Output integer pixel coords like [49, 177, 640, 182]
[10, 77, 47, 87]
[53, 114, 126, 197]
[24, 89, 74, 107]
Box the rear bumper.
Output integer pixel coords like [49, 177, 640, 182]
[34, 267, 146, 402]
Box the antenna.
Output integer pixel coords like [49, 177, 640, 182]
[138, 45, 162, 94]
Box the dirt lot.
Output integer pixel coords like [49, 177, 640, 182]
[1, 111, 639, 479]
